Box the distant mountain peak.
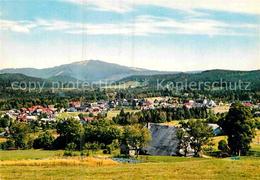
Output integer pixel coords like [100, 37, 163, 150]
[0, 59, 170, 82]
[73, 60, 90, 65]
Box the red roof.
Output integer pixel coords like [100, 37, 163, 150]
[17, 113, 27, 122]
[83, 117, 95, 122]
[27, 106, 54, 114]
[69, 101, 81, 107]
[243, 102, 253, 107]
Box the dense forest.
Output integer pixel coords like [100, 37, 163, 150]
[0, 70, 259, 110]
[119, 70, 260, 90]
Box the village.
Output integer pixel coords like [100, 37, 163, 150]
[3, 96, 259, 125]
[4, 97, 215, 123]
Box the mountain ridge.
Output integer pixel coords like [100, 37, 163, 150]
[118, 69, 260, 90]
[0, 60, 174, 82]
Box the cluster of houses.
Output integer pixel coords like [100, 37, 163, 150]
[67, 100, 109, 113]
[183, 99, 216, 109]
[6, 105, 57, 124]
[2, 98, 219, 124]
[3, 97, 260, 125]
[139, 97, 218, 110]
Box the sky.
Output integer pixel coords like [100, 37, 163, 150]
[0, 0, 259, 71]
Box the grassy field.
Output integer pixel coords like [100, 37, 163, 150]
[0, 155, 259, 179]
[251, 130, 260, 153]
[212, 104, 230, 114]
[0, 126, 259, 179]
[106, 109, 140, 120]
[0, 150, 63, 160]
[103, 81, 141, 89]
[55, 109, 139, 121]
[161, 120, 189, 127]
[145, 96, 166, 102]
[56, 112, 88, 119]
[0, 135, 260, 180]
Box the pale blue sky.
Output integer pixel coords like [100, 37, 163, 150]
[0, 0, 259, 71]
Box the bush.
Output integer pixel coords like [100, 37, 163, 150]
[9, 121, 32, 149]
[0, 127, 5, 133]
[63, 143, 77, 156]
[107, 139, 119, 154]
[65, 142, 77, 151]
[33, 131, 55, 150]
[218, 140, 230, 157]
[63, 150, 77, 156]
[84, 120, 121, 146]
[84, 142, 100, 152]
[56, 118, 84, 149]
[0, 139, 15, 150]
[0, 115, 11, 128]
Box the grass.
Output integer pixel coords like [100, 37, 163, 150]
[161, 119, 206, 127]
[0, 157, 117, 166]
[0, 139, 259, 179]
[211, 135, 228, 150]
[107, 109, 140, 120]
[161, 120, 189, 126]
[251, 129, 260, 154]
[0, 149, 63, 160]
[0, 129, 259, 179]
[56, 112, 88, 119]
[56, 109, 139, 120]
[212, 104, 230, 114]
[145, 97, 165, 102]
[104, 81, 141, 89]
[0, 156, 259, 179]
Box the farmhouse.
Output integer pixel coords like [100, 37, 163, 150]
[144, 123, 180, 156]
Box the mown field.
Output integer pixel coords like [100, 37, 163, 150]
[0, 154, 259, 179]
[106, 109, 140, 120]
[0, 149, 63, 160]
[1, 131, 259, 179]
[56, 109, 140, 120]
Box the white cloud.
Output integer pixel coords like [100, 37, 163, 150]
[65, 0, 134, 13]
[0, 15, 258, 37]
[1, 1, 258, 36]
[0, 20, 33, 33]
[65, 0, 260, 15]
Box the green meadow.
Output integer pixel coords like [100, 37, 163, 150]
[0, 154, 259, 180]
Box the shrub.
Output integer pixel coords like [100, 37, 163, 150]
[9, 121, 32, 149]
[218, 140, 229, 153]
[0, 139, 15, 150]
[33, 131, 55, 150]
[84, 142, 100, 153]
[64, 143, 77, 156]
[56, 118, 84, 149]
[0, 115, 11, 128]
[65, 142, 77, 151]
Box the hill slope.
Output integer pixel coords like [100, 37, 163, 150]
[0, 73, 49, 87]
[0, 60, 169, 82]
[119, 69, 260, 90]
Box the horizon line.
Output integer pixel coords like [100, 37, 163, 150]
[0, 59, 259, 72]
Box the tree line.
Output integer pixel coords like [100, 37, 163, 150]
[0, 117, 151, 156]
[177, 103, 257, 157]
[113, 107, 209, 125]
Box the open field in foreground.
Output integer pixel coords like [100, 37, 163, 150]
[0, 154, 259, 180]
[0, 150, 63, 160]
[0, 130, 259, 179]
